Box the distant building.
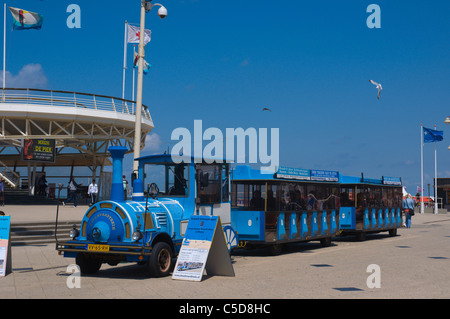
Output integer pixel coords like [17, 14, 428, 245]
[436, 178, 450, 210]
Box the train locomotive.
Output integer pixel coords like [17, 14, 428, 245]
[56, 146, 238, 277]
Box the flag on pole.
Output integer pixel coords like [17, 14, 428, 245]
[423, 127, 443, 143]
[8, 7, 44, 30]
[127, 24, 151, 45]
[133, 50, 151, 74]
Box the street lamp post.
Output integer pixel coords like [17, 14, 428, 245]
[133, 0, 167, 177]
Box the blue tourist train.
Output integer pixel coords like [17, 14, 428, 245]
[56, 146, 238, 277]
[56, 147, 403, 276]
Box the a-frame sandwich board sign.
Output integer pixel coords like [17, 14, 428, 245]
[0, 215, 12, 277]
[172, 215, 235, 281]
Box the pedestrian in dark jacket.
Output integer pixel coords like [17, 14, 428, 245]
[63, 177, 82, 207]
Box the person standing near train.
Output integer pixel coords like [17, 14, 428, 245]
[123, 175, 129, 200]
[88, 179, 98, 206]
[0, 177, 4, 206]
[402, 194, 415, 228]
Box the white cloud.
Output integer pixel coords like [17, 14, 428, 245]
[142, 132, 163, 154]
[1, 63, 48, 89]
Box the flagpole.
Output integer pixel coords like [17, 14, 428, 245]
[434, 124, 438, 214]
[421, 124, 424, 214]
[122, 21, 128, 100]
[132, 45, 136, 102]
[3, 3, 6, 90]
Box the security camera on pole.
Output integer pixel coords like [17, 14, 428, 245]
[133, 0, 167, 177]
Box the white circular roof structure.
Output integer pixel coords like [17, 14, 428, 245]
[0, 88, 154, 188]
[0, 88, 153, 145]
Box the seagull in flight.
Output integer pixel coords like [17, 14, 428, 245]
[262, 107, 272, 112]
[369, 80, 382, 100]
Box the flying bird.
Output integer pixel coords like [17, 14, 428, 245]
[262, 107, 272, 112]
[369, 80, 382, 100]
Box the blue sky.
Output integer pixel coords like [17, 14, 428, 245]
[3, 0, 450, 194]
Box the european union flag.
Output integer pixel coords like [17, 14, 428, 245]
[423, 127, 443, 143]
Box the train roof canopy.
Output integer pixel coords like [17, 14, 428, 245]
[340, 174, 402, 186]
[135, 154, 233, 165]
[232, 165, 275, 180]
[233, 165, 340, 183]
[232, 165, 402, 186]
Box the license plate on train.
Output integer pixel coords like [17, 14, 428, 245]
[87, 244, 110, 252]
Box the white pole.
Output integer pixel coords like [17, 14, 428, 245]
[122, 21, 128, 100]
[133, 2, 146, 176]
[132, 45, 136, 102]
[434, 124, 438, 214]
[421, 124, 424, 214]
[27, 161, 31, 195]
[3, 3, 6, 90]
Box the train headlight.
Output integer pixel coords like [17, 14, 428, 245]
[69, 225, 79, 239]
[132, 230, 143, 242]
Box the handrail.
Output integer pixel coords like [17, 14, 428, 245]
[0, 88, 152, 121]
[0, 87, 146, 108]
[0, 160, 19, 188]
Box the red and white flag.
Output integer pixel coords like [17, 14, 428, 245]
[127, 24, 151, 45]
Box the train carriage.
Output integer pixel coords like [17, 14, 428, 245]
[230, 165, 341, 254]
[56, 147, 238, 277]
[339, 174, 403, 240]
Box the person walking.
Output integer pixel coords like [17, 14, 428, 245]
[0, 177, 4, 206]
[64, 177, 82, 207]
[88, 179, 98, 206]
[37, 174, 47, 196]
[402, 194, 415, 228]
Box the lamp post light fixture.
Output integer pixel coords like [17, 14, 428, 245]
[133, 0, 167, 177]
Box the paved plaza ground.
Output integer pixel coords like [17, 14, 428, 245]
[1, 205, 449, 300]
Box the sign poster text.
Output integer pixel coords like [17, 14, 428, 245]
[172, 215, 234, 281]
[22, 139, 56, 163]
[0, 216, 12, 276]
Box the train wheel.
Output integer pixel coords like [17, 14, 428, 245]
[76, 253, 102, 274]
[356, 232, 366, 241]
[320, 237, 332, 247]
[148, 242, 174, 277]
[223, 226, 238, 251]
[268, 244, 283, 255]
